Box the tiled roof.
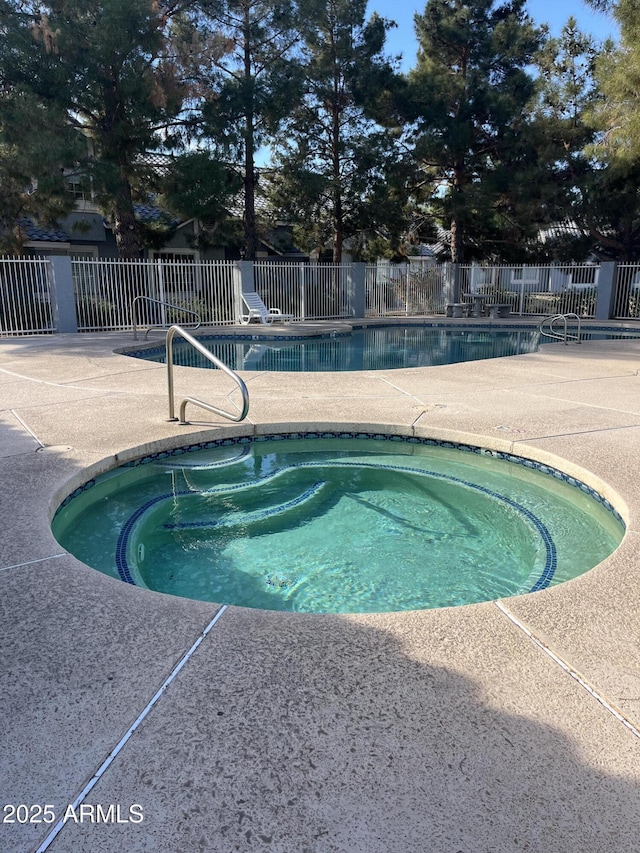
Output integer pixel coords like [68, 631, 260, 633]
[132, 203, 179, 226]
[19, 204, 178, 243]
[17, 217, 70, 243]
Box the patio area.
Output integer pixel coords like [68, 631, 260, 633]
[1, 319, 639, 853]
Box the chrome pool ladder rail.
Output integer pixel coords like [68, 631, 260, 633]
[539, 313, 582, 345]
[131, 295, 201, 340]
[166, 325, 250, 424]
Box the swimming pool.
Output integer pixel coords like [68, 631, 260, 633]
[52, 433, 624, 614]
[126, 324, 640, 372]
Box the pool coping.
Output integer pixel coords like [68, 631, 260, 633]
[50, 422, 629, 530]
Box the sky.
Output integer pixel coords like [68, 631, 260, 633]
[366, 0, 619, 71]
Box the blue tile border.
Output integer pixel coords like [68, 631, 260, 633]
[105, 432, 624, 527]
[56, 479, 97, 510]
[161, 445, 251, 470]
[54, 432, 626, 532]
[115, 491, 189, 585]
[162, 481, 326, 531]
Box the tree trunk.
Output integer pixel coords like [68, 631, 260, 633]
[112, 175, 141, 259]
[332, 64, 342, 265]
[101, 75, 141, 259]
[111, 171, 145, 317]
[450, 162, 466, 264]
[244, 150, 257, 261]
[243, 5, 258, 261]
[450, 216, 464, 264]
[332, 195, 343, 264]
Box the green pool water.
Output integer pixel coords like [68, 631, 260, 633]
[52, 436, 624, 613]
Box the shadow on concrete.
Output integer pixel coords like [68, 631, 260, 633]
[27, 604, 640, 853]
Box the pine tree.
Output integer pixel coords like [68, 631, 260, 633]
[585, 0, 640, 160]
[195, 0, 303, 260]
[575, 161, 640, 260]
[1, 0, 200, 257]
[159, 151, 244, 251]
[268, 0, 406, 262]
[406, 0, 542, 262]
[521, 17, 600, 260]
[0, 3, 83, 252]
[0, 85, 83, 253]
[569, 1, 640, 259]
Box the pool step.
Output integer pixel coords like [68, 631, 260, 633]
[158, 445, 251, 471]
[120, 481, 331, 584]
[162, 481, 328, 533]
[167, 457, 429, 497]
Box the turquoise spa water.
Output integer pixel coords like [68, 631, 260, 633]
[127, 325, 640, 372]
[52, 436, 624, 614]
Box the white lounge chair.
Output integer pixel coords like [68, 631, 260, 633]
[240, 292, 294, 325]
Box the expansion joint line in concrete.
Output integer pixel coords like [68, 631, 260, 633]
[10, 409, 45, 448]
[33, 604, 228, 853]
[376, 375, 425, 406]
[513, 423, 640, 444]
[495, 600, 640, 741]
[0, 554, 66, 573]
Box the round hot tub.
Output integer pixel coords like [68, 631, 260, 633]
[52, 432, 624, 613]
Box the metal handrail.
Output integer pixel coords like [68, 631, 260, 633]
[131, 295, 201, 340]
[539, 313, 582, 345]
[166, 325, 249, 424]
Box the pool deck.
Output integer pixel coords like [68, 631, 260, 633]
[1, 318, 640, 853]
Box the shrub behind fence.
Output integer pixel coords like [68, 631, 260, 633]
[613, 264, 640, 319]
[366, 262, 449, 316]
[458, 263, 600, 318]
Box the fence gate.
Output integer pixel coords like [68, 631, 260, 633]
[366, 262, 448, 316]
[0, 256, 55, 335]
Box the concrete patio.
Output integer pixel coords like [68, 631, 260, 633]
[1, 319, 639, 853]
